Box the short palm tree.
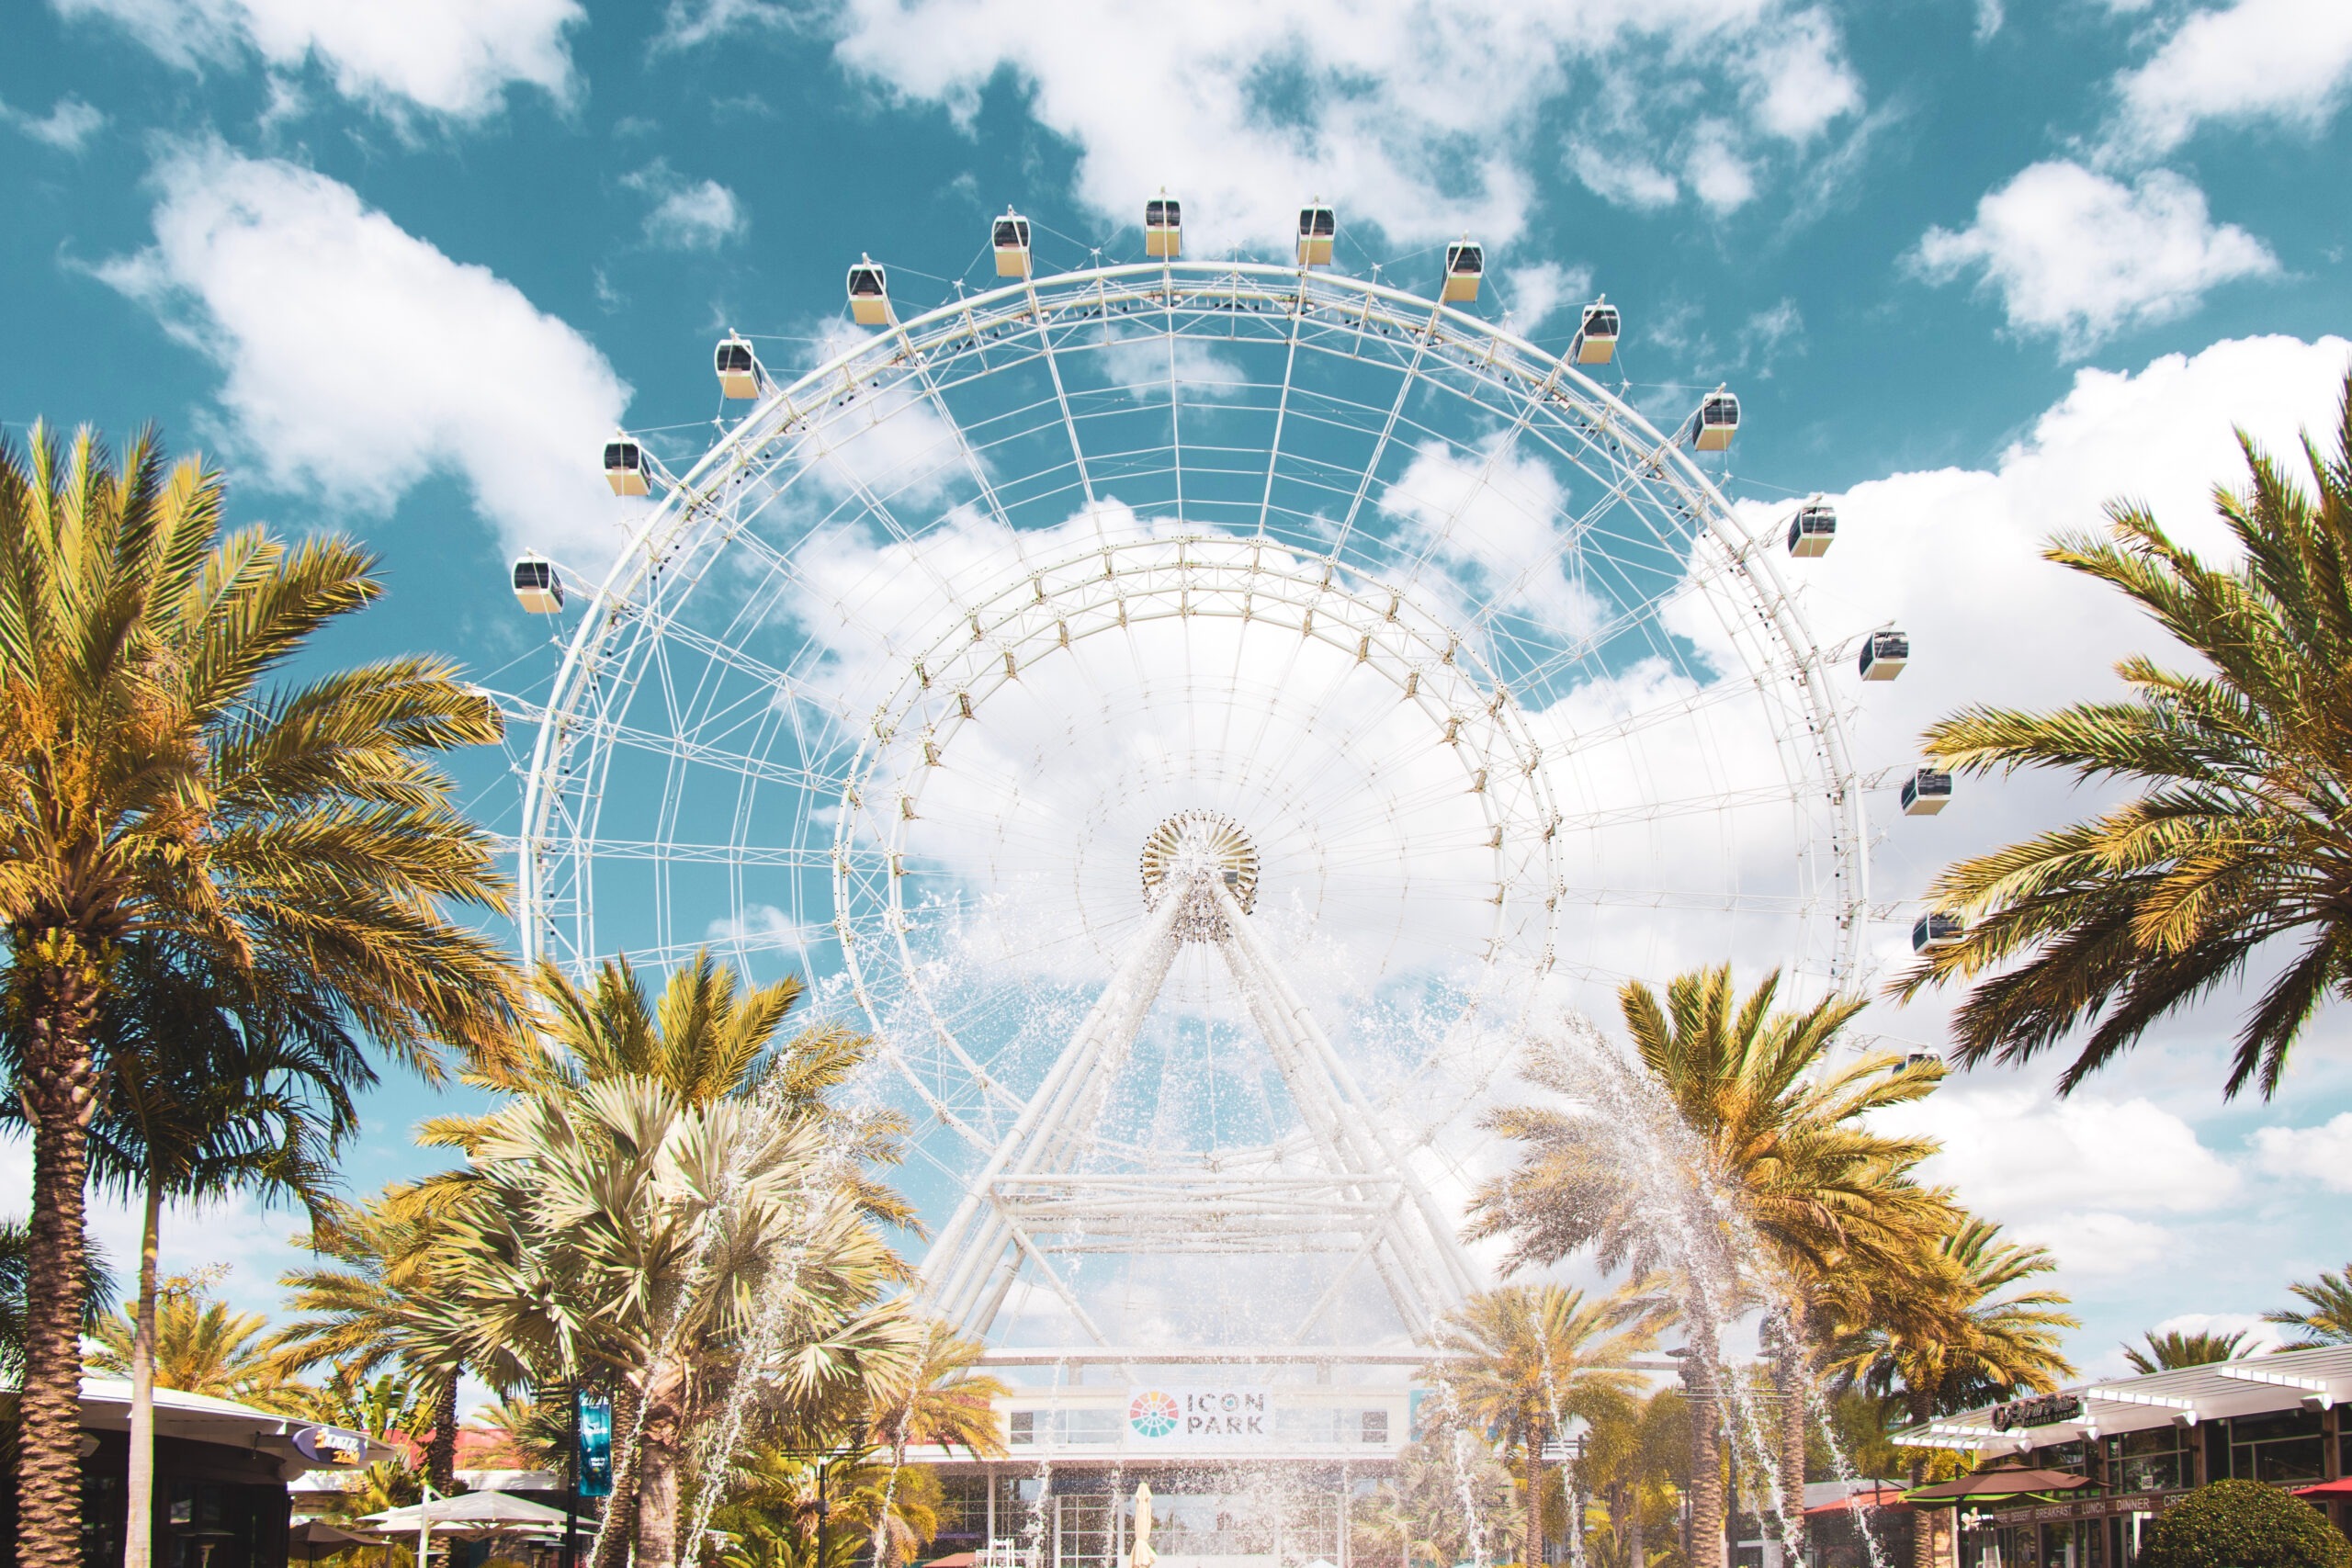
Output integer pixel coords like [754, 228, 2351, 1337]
[864, 1317, 1009, 1565]
[1895, 374, 2352, 1098]
[1471, 966, 1951, 1567]
[88, 1280, 313, 1414]
[2123, 1327, 2255, 1373]
[1826, 1217, 2075, 1568]
[2268, 1263, 2352, 1347]
[0, 423, 524, 1558]
[1421, 1282, 1666, 1568]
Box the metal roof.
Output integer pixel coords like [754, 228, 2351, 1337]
[1894, 1344, 2352, 1453]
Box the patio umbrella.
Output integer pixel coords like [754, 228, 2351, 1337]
[288, 1518, 373, 1563]
[1905, 1470, 2090, 1501]
[361, 1491, 572, 1538]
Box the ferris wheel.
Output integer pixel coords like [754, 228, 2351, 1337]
[510, 201, 1871, 1353]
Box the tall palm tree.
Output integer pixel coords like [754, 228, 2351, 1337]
[17, 936, 370, 1568]
[1471, 966, 1951, 1568]
[863, 1320, 1008, 1562]
[1895, 374, 2352, 1099]
[1825, 1218, 2075, 1568]
[0, 423, 525, 1561]
[87, 1281, 313, 1414]
[2268, 1263, 2352, 1348]
[2122, 1327, 2254, 1373]
[1422, 1282, 1666, 1568]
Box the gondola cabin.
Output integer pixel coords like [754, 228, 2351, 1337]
[847, 257, 889, 326]
[1690, 389, 1740, 451]
[1786, 502, 1837, 557]
[1442, 241, 1483, 303]
[993, 212, 1032, 277]
[1859, 630, 1909, 681]
[512, 553, 563, 614]
[1912, 913, 1964, 953]
[1574, 300, 1619, 364]
[604, 437, 650, 497]
[714, 333, 760, 400]
[1146, 197, 1182, 258]
[1296, 204, 1335, 266]
[1901, 767, 1952, 816]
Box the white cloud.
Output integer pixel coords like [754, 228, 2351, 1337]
[2251, 1112, 2352, 1192]
[625, 163, 748, 251]
[2009, 1212, 2173, 1278]
[665, 0, 1866, 246]
[1686, 121, 1759, 212]
[0, 94, 105, 151]
[1499, 261, 1595, 335]
[99, 141, 633, 564]
[2150, 1310, 2289, 1352]
[1880, 1088, 2237, 1218]
[52, 0, 581, 121]
[2109, 0, 2352, 157]
[1913, 162, 2277, 354]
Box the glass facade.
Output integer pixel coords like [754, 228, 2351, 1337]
[2222, 1410, 2326, 1483]
[2106, 1428, 2191, 1493]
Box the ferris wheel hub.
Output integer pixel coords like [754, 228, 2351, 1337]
[1138, 810, 1260, 942]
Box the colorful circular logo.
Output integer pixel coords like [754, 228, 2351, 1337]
[1128, 1390, 1181, 1438]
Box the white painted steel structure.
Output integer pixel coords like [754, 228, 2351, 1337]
[512, 253, 1868, 1355]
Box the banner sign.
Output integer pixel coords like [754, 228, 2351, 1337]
[291, 1427, 368, 1467]
[577, 1392, 615, 1498]
[1125, 1386, 1271, 1447]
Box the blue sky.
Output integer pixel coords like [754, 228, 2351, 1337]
[6, 0, 2352, 1383]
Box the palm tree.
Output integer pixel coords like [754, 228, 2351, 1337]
[2268, 1263, 2352, 1348]
[0, 1218, 114, 1386]
[1895, 374, 2352, 1099]
[1471, 966, 1951, 1568]
[274, 1187, 503, 1492]
[1825, 1218, 2075, 1568]
[1423, 1282, 1666, 1568]
[87, 1279, 313, 1413]
[0, 423, 525, 1560]
[23, 936, 370, 1568]
[863, 1322, 1008, 1564]
[2122, 1327, 2255, 1372]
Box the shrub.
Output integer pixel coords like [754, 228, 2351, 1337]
[2140, 1480, 2351, 1568]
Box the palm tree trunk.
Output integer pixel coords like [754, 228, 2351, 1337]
[16, 960, 104, 1568]
[1629, 1496, 1645, 1568]
[1775, 1306, 1810, 1568]
[426, 1374, 459, 1494]
[1909, 1394, 1933, 1568]
[590, 1382, 645, 1568]
[635, 1390, 683, 1568]
[123, 1172, 164, 1568]
[1690, 1392, 1724, 1568]
[1526, 1433, 1546, 1568]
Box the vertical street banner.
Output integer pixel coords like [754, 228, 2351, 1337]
[578, 1392, 615, 1498]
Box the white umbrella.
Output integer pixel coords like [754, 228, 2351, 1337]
[360, 1491, 571, 1537]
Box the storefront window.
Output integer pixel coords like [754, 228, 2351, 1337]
[2226, 1411, 2325, 1484]
[2106, 1429, 2189, 1493]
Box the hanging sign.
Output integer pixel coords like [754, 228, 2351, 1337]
[1125, 1386, 1272, 1448]
[577, 1392, 615, 1497]
[291, 1427, 368, 1467]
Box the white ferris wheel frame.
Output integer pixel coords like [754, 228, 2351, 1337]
[512, 255, 1871, 1347]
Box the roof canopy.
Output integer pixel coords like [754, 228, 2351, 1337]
[1896, 1345, 2352, 1453]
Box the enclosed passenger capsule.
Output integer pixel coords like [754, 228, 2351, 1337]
[1786, 502, 1837, 557]
[1297, 204, 1335, 266]
[1574, 300, 1619, 365]
[604, 436, 650, 497]
[512, 552, 562, 614]
[1912, 913, 1964, 953]
[714, 333, 761, 400]
[1860, 630, 1909, 682]
[1146, 197, 1182, 259]
[1442, 240, 1483, 303]
[1690, 389, 1740, 452]
[1901, 767, 1953, 816]
[993, 211, 1032, 277]
[847, 256, 889, 326]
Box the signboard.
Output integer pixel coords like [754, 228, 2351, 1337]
[1990, 1393, 2084, 1431]
[1125, 1386, 1272, 1448]
[291, 1427, 368, 1467]
[577, 1392, 615, 1498]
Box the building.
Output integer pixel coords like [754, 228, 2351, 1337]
[0, 1377, 393, 1567]
[1894, 1343, 2352, 1568]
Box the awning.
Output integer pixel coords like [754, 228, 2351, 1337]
[2292, 1479, 2352, 1498]
[1906, 1470, 2091, 1501]
[1805, 1487, 1911, 1517]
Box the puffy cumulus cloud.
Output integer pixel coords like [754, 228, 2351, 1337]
[624, 162, 748, 251]
[2251, 1111, 2352, 1192]
[2009, 1213, 2173, 1279]
[2109, 0, 2352, 157]
[1498, 261, 1596, 336]
[0, 94, 105, 151]
[1878, 1088, 2236, 1218]
[666, 0, 1865, 246]
[2148, 1310, 2289, 1353]
[1913, 162, 2277, 355]
[99, 141, 633, 564]
[1380, 436, 1600, 634]
[52, 0, 581, 121]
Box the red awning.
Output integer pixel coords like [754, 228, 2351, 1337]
[2292, 1480, 2352, 1498]
[1806, 1488, 1911, 1517]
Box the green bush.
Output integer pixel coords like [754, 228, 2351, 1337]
[2140, 1480, 2351, 1568]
